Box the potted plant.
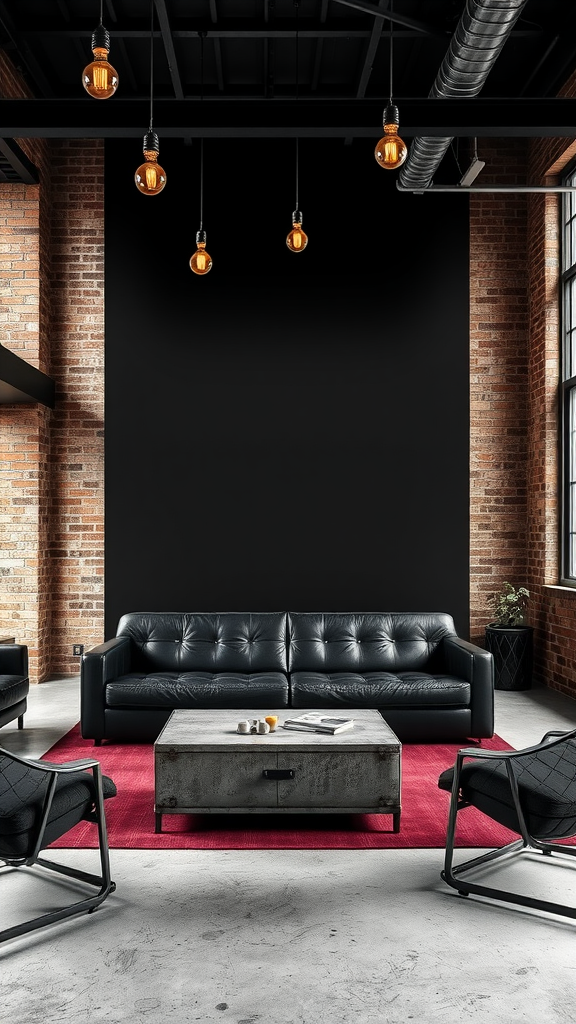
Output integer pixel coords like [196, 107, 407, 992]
[485, 583, 533, 690]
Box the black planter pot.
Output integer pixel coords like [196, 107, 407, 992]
[485, 623, 533, 691]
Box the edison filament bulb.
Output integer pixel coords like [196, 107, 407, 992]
[190, 231, 213, 275]
[286, 210, 308, 253]
[374, 103, 407, 170]
[135, 132, 167, 196]
[82, 24, 118, 99]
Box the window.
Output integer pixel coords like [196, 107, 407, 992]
[561, 163, 576, 582]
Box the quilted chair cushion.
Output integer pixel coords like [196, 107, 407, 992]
[0, 755, 117, 860]
[0, 676, 29, 711]
[106, 671, 289, 708]
[438, 738, 576, 840]
[290, 672, 470, 708]
[288, 612, 458, 674]
[116, 612, 288, 674]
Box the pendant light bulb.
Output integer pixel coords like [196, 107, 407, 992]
[190, 230, 213, 275]
[135, 132, 167, 195]
[286, 210, 308, 253]
[82, 23, 118, 99]
[374, 103, 407, 170]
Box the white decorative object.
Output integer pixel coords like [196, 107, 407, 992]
[236, 720, 250, 734]
[257, 719, 270, 734]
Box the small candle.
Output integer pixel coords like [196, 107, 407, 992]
[265, 715, 279, 732]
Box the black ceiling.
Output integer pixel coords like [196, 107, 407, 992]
[0, 0, 576, 141]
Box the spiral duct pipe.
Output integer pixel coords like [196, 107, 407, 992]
[398, 0, 529, 191]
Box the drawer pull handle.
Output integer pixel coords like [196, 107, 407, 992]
[262, 769, 295, 780]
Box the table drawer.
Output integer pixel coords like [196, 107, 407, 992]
[277, 750, 399, 809]
[155, 751, 282, 809]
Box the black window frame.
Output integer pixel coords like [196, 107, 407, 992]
[560, 159, 576, 584]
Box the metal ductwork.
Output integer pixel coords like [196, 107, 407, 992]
[398, 0, 529, 191]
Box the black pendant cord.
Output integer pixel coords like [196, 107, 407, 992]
[148, 0, 154, 132]
[99, 0, 104, 25]
[389, 0, 394, 104]
[294, 0, 300, 211]
[199, 30, 206, 231]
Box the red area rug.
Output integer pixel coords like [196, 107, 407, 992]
[43, 725, 519, 850]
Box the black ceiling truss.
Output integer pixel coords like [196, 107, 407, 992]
[1, 97, 575, 139]
[0, 0, 575, 153]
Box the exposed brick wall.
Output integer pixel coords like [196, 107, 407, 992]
[469, 139, 530, 642]
[469, 67, 576, 699]
[0, 48, 104, 682]
[0, 50, 53, 682]
[48, 139, 105, 677]
[522, 68, 576, 696]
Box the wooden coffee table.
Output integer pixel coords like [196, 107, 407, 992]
[154, 707, 402, 833]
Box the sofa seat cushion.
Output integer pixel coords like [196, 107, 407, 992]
[0, 675, 29, 711]
[290, 671, 470, 709]
[106, 672, 289, 709]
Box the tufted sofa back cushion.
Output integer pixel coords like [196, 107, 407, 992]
[116, 612, 288, 673]
[288, 612, 458, 673]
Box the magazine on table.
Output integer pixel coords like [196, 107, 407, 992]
[282, 713, 354, 735]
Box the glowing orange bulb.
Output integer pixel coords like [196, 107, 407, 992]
[82, 25, 118, 99]
[135, 153, 167, 196]
[190, 232, 212, 275]
[374, 103, 407, 170]
[375, 126, 407, 170]
[286, 210, 308, 253]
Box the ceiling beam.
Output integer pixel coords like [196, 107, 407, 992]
[154, 0, 184, 99]
[1, 98, 576, 138]
[330, 0, 447, 40]
[0, 138, 39, 183]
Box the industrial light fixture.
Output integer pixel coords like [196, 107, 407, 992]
[459, 138, 486, 187]
[190, 33, 212, 275]
[82, 0, 118, 99]
[374, 0, 407, 170]
[286, 1, 308, 253]
[135, 0, 166, 196]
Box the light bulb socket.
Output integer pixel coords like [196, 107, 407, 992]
[383, 103, 400, 128]
[196, 230, 207, 246]
[143, 131, 160, 154]
[292, 209, 303, 225]
[92, 23, 111, 52]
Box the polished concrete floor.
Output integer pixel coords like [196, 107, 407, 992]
[3, 678, 576, 1023]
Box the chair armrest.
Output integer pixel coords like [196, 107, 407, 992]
[458, 726, 576, 763]
[442, 637, 494, 738]
[80, 636, 132, 740]
[0, 644, 28, 678]
[0, 747, 101, 773]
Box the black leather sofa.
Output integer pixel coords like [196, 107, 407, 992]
[0, 644, 29, 731]
[80, 611, 494, 744]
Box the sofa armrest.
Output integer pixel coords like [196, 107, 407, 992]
[80, 637, 132, 740]
[0, 644, 28, 679]
[442, 637, 494, 738]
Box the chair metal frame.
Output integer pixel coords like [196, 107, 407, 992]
[0, 746, 116, 943]
[442, 728, 576, 919]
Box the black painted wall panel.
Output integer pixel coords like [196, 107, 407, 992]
[105, 137, 470, 637]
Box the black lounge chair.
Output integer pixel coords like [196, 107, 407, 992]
[438, 727, 576, 919]
[0, 746, 116, 942]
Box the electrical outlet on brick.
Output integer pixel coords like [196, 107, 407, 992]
[73, 644, 84, 657]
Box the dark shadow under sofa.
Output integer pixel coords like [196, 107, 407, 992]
[80, 611, 494, 744]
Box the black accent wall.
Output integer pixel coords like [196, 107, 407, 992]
[105, 137, 470, 638]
